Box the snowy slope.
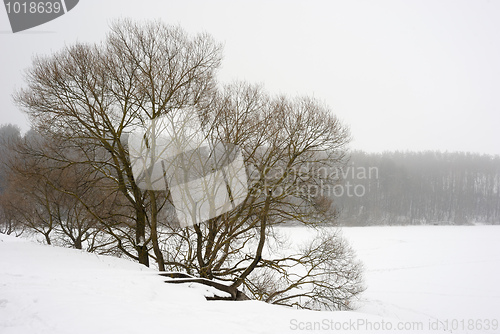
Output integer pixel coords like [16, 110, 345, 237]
[0, 233, 390, 334]
[1, 226, 499, 333]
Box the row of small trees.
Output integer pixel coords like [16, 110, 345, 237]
[0, 20, 363, 310]
[335, 151, 500, 225]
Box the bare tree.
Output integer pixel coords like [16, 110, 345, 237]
[3, 160, 57, 245]
[247, 229, 364, 310]
[13, 19, 362, 309]
[15, 19, 222, 266]
[0, 124, 24, 236]
[0, 187, 25, 236]
[154, 82, 360, 308]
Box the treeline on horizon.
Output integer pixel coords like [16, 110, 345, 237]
[1, 124, 499, 227]
[332, 150, 500, 226]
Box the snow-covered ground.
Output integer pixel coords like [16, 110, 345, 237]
[343, 226, 500, 323]
[1, 226, 499, 333]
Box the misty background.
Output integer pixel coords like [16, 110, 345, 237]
[1, 1, 499, 226]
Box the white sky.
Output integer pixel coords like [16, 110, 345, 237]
[1, 0, 499, 155]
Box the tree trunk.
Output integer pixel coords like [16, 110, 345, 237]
[44, 232, 51, 245]
[74, 236, 82, 250]
[149, 191, 165, 271]
[136, 208, 150, 267]
[231, 192, 271, 290]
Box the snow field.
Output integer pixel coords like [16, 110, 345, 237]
[1, 225, 499, 333]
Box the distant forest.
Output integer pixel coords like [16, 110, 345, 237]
[333, 151, 500, 226]
[2, 125, 499, 227]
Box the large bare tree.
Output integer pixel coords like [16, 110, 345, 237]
[15, 19, 222, 266]
[13, 20, 362, 309]
[155, 82, 361, 308]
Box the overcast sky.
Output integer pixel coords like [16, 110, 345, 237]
[1, 0, 499, 155]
